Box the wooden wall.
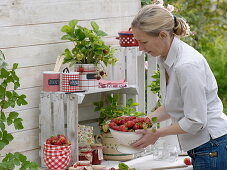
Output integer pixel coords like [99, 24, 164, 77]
[0, 0, 141, 164]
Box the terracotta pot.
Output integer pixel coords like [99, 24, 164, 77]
[95, 132, 134, 161]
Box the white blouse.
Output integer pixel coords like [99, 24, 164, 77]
[158, 37, 227, 151]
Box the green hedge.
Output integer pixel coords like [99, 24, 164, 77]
[143, 0, 227, 114]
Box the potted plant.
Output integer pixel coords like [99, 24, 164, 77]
[93, 94, 145, 161]
[61, 20, 118, 80]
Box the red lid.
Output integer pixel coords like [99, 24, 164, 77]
[118, 28, 133, 35]
[118, 30, 133, 35]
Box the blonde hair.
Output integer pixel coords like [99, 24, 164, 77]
[131, 4, 190, 37]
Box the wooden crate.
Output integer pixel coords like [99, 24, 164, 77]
[39, 92, 79, 167]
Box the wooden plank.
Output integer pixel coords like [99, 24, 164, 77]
[1, 129, 39, 155]
[125, 47, 139, 109]
[0, 16, 134, 49]
[52, 93, 65, 135]
[0, 0, 140, 26]
[137, 51, 145, 113]
[39, 92, 52, 167]
[147, 56, 158, 113]
[111, 46, 126, 81]
[3, 42, 73, 68]
[66, 94, 78, 164]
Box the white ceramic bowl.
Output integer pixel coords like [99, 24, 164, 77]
[109, 128, 144, 154]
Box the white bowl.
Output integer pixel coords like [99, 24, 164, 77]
[109, 128, 144, 154]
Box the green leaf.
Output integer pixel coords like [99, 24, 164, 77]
[0, 121, 5, 131]
[152, 117, 158, 123]
[69, 19, 78, 29]
[118, 162, 129, 170]
[9, 111, 19, 120]
[1, 68, 9, 77]
[96, 30, 108, 36]
[12, 63, 18, 70]
[0, 140, 6, 150]
[61, 25, 72, 33]
[91, 21, 99, 32]
[14, 118, 24, 130]
[18, 153, 27, 162]
[4, 132, 13, 142]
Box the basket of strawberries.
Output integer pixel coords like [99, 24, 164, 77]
[109, 116, 156, 154]
[43, 134, 71, 170]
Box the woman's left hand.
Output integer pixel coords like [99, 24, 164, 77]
[131, 129, 159, 149]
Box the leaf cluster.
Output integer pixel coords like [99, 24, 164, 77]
[0, 152, 38, 170]
[0, 51, 39, 169]
[61, 20, 118, 67]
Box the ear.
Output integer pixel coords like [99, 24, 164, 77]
[159, 31, 168, 39]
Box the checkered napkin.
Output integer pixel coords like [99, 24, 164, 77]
[99, 79, 128, 88]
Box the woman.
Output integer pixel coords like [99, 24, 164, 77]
[130, 4, 227, 170]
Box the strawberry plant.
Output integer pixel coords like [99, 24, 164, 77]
[93, 94, 146, 133]
[61, 20, 118, 67]
[0, 51, 38, 169]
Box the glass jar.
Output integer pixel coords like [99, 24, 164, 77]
[79, 144, 93, 163]
[91, 144, 103, 165]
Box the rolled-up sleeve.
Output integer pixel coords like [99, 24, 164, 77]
[176, 63, 207, 135]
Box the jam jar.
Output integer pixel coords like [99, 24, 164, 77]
[91, 143, 103, 165]
[79, 144, 93, 163]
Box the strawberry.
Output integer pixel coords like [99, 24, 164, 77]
[103, 49, 109, 55]
[126, 121, 135, 128]
[54, 140, 62, 146]
[99, 71, 105, 76]
[133, 123, 140, 130]
[59, 136, 67, 144]
[119, 125, 128, 132]
[78, 66, 84, 72]
[184, 158, 192, 165]
[115, 117, 125, 125]
[96, 75, 101, 80]
[109, 122, 117, 128]
[46, 139, 52, 144]
[112, 126, 120, 131]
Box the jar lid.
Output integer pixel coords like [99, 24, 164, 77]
[118, 31, 133, 35]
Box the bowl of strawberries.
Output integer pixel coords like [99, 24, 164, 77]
[109, 116, 153, 154]
[43, 134, 71, 170]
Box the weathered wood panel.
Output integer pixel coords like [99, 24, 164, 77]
[1, 129, 39, 155]
[0, 0, 140, 26]
[0, 0, 141, 166]
[0, 16, 134, 49]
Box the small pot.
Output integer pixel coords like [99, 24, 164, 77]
[116, 28, 139, 47]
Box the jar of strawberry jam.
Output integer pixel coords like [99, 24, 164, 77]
[91, 144, 103, 165]
[79, 145, 93, 163]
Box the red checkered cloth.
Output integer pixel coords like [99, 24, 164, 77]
[44, 155, 71, 170]
[44, 144, 72, 151]
[99, 79, 128, 88]
[44, 148, 71, 157]
[62, 72, 80, 92]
